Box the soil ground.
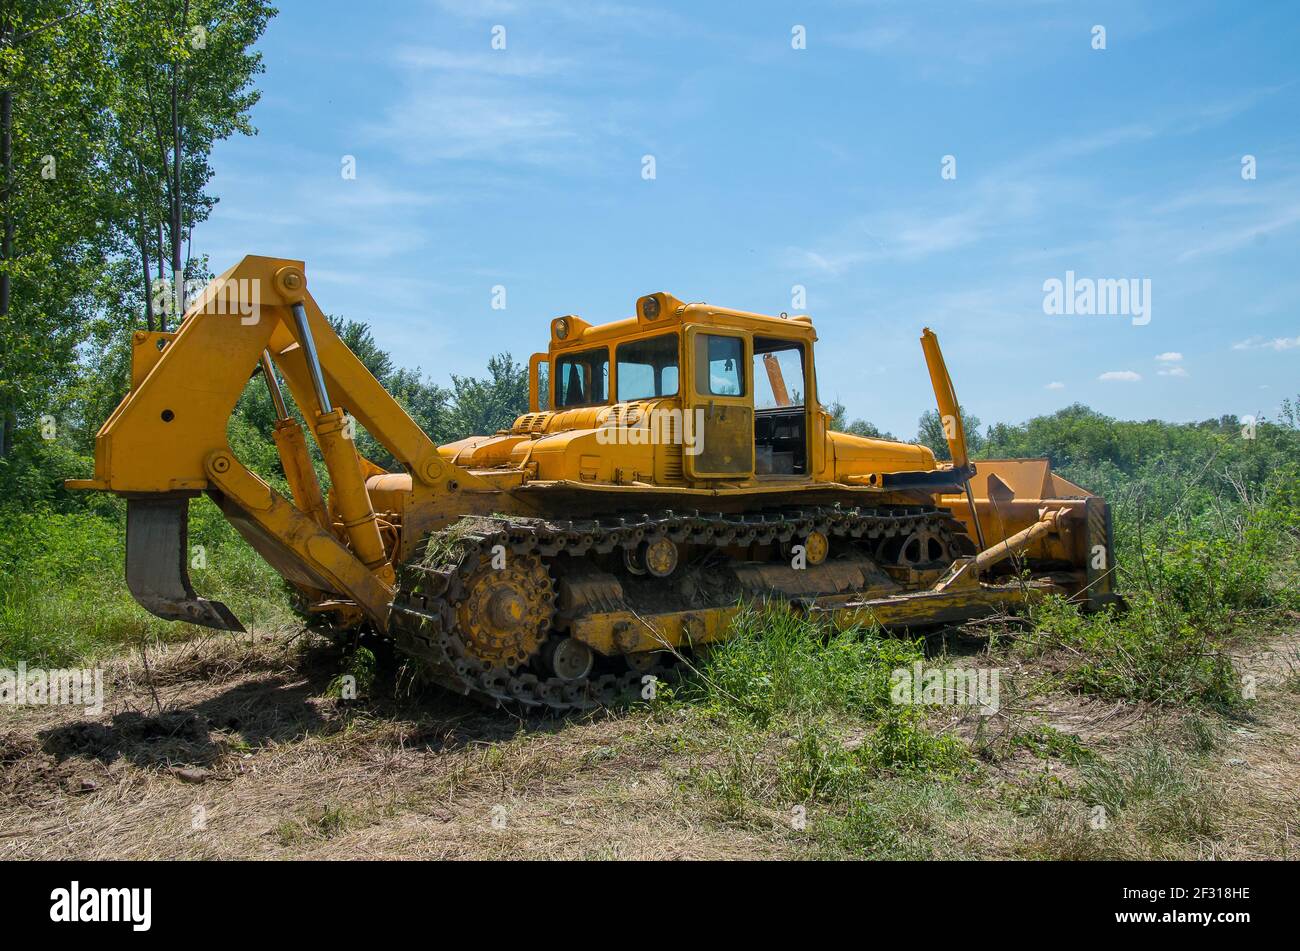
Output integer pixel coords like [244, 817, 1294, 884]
[1, 624, 1296, 860]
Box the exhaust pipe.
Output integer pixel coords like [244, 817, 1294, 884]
[125, 496, 245, 632]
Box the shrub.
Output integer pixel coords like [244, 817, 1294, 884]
[1023, 595, 1240, 707]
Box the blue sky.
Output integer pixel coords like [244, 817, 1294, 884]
[199, 0, 1300, 439]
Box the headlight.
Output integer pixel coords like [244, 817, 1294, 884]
[554, 318, 569, 340]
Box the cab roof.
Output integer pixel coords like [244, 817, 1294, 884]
[548, 292, 817, 352]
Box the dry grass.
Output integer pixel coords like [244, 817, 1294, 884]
[1, 624, 1296, 860]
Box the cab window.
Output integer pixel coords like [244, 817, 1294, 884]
[554, 348, 609, 407]
[694, 334, 744, 396]
[616, 334, 679, 401]
[753, 339, 805, 409]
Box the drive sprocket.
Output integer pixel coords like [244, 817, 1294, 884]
[455, 552, 555, 670]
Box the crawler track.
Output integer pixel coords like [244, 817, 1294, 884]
[389, 505, 973, 710]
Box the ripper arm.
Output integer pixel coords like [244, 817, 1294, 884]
[67, 255, 477, 632]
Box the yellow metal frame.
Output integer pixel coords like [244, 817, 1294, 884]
[67, 255, 489, 630]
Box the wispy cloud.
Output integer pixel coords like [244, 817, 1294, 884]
[1155, 351, 1183, 362]
[1233, 335, 1300, 351]
[783, 179, 1039, 275]
[1045, 381, 1065, 390]
[1099, 370, 1142, 382]
[430, 0, 691, 33]
[1178, 201, 1300, 261]
[1157, 366, 1189, 377]
[365, 75, 578, 164]
[394, 48, 571, 77]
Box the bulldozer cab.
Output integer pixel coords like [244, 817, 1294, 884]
[683, 327, 816, 480]
[528, 294, 822, 482]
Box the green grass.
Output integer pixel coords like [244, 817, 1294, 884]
[675, 603, 922, 727]
[1079, 742, 1221, 840]
[1013, 737, 1225, 860]
[0, 498, 294, 667]
[275, 803, 362, 847]
[1011, 481, 1299, 709]
[671, 605, 973, 856]
[1021, 595, 1242, 707]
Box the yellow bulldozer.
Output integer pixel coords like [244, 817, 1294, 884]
[69, 256, 1119, 708]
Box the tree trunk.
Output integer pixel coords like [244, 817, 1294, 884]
[169, 62, 183, 325]
[1, 86, 11, 321]
[138, 214, 154, 332]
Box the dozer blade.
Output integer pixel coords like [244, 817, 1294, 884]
[125, 497, 246, 632]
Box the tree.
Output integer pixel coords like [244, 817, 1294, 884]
[826, 399, 896, 441]
[446, 354, 529, 441]
[916, 405, 984, 460]
[0, 1, 116, 459]
[0, 0, 273, 469]
[102, 0, 273, 327]
[325, 316, 452, 463]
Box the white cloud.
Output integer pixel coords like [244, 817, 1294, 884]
[431, 0, 691, 33]
[365, 80, 577, 164]
[1178, 202, 1300, 261]
[1232, 335, 1300, 351]
[1099, 370, 1142, 382]
[393, 48, 571, 78]
[1157, 366, 1189, 377]
[1045, 381, 1065, 390]
[1155, 351, 1182, 362]
[783, 179, 1039, 275]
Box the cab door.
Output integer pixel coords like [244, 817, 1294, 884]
[683, 327, 753, 479]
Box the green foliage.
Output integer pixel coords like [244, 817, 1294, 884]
[682, 603, 922, 727]
[680, 605, 970, 856]
[979, 399, 1299, 709]
[1140, 510, 1298, 624]
[327, 646, 377, 700]
[980, 401, 1300, 534]
[1010, 723, 1095, 765]
[776, 708, 968, 802]
[862, 705, 970, 773]
[446, 354, 530, 441]
[1, 2, 118, 447]
[916, 405, 984, 459]
[1023, 595, 1241, 707]
[1004, 408, 1298, 706]
[826, 400, 896, 440]
[0, 498, 292, 668]
[0, 0, 276, 462]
